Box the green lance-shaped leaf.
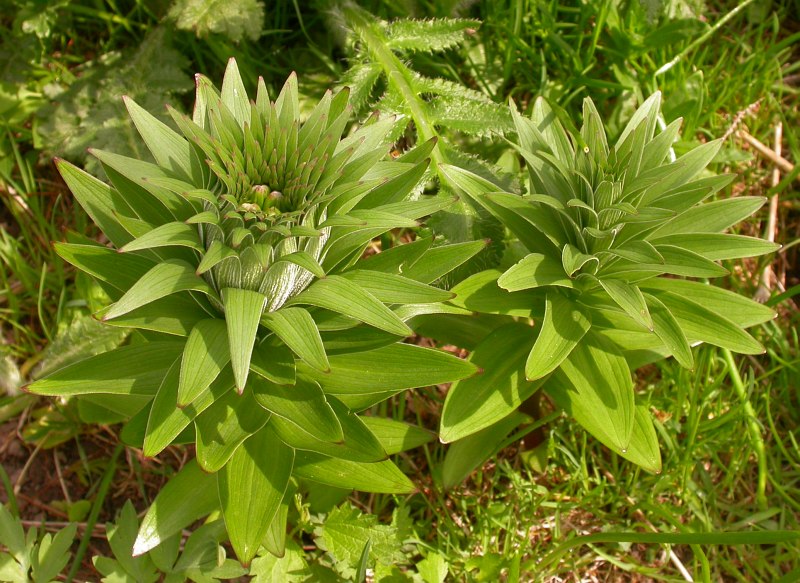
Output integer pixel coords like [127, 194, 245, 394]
[133, 460, 219, 556]
[178, 319, 230, 406]
[261, 308, 329, 372]
[361, 417, 436, 455]
[440, 323, 539, 443]
[252, 376, 343, 444]
[287, 275, 411, 337]
[526, 292, 591, 381]
[649, 233, 781, 261]
[55, 242, 155, 292]
[220, 58, 251, 127]
[270, 396, 386, 463]
[218, 424, 294, 565]
[124, 96, 197, 183]
[547, 335, 635, 455]
[249, 339, 296, 385]
[292, 453, 414, 494]
[450, 270, 546, 318]
[649, 196, 766, 238]
[442, 411, 529, 489]
[599, 279, 653, 331]
[196, 240, 237, 275]
[144, 364, 235, 457]
[56, 159, 134, 247]
[195, 388, 270, 472]
[222, 288, 266, 392]
[498, 253, 574, 292]
[340, 271, 454, 304]
[103, 259, 215, 321]
[618, 405, 662, 473]
[26, 342, 183, 397]
[400, 239, 488, 284]
[119, 221, 203, 253]
[645, 293, 693, 369]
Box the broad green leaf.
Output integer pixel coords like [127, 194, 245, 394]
[361, 417, 436, 455]
[400, 240, 489, 284]
[618, 405, 662, 473]
[300, 343, 477, 397]
[270, 396, 386, 463]
[411, 312, 507, 351]
[262, 484, 296, 560]
[26, 342, 183, 396]
[340, 271, 454, 304]
[561, 244, 598, 277]
[526, 292, 591, 381]
[56, 159, 133, 247]
[220, 58, 251, 127]
[55, 242, 155, 291]
[652, 245, 729, 278]
[178, 319, 230, 406]
[450, 270, 545, 317]
[356, 236, 433, 275]
[134, 460, 219, 556]
[649, 196, 766, 237]
[261, 308, 329, 372]
[441, 411, 528, 489]
[144, 365, 235, 456]
[644, 293, 693, 369]
[649, 233, 780, 260]
[640, 278, 774, 328]
[649, 292, 764, 354]
[125, 96, 196, 181]
[103, 259, 215, 320]
[599, 279, 653, 330]
[288, 276, 411, 337]
[252, 376, 343, 443]
[222, 288, 265, 392]
[219, 425, 294, 565]
[547, 335, 635, 454]
[196, 240, 237, 274]
[102, 294, 211, 337]
[250, 339, 296, 385]
[293, 453, 414, 493]
[195, 388, 270, 472]
[119, 222, 203, 253]
[498, 254, 573, 292]
[440, 323, 539, 443]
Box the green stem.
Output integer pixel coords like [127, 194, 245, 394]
[66, 443, 123, 583]
[655, 0, 756, 76]
[538, 529, 800, 575]
[720, 348, 768, 510]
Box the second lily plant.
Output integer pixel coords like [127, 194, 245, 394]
[28, 59, 777, 562]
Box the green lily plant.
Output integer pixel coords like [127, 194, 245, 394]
[423, 93, 779, 487]
[26, 59, 480, 564]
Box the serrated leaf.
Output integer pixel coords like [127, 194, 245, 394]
[547, 335, 635, 454]
[169, 0, 265, 42]
[262, 308, 329, 372]
[178, 319, 230, 406]
[195, 387, 269, 472]
[222, 288, 265, 392]
[26, 342, 183, 396]
[386, 18, 479, 52]
[287, 276, 411, 337]
[134, 460, 219, 556]
[440, 322, 540, 442]
[293, 453, 414, 493]
[219, 424, 293, 565]
[103, 259, 214, 320]
[498, 253, 573, 291]
[526, 292, 591, 381]
[252, 376, 343, 443]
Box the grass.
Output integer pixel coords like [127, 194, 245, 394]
[1, 0, 799, 580]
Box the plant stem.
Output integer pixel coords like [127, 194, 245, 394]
[66, 443, 123, 583]
[721, 348, 768, 510]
